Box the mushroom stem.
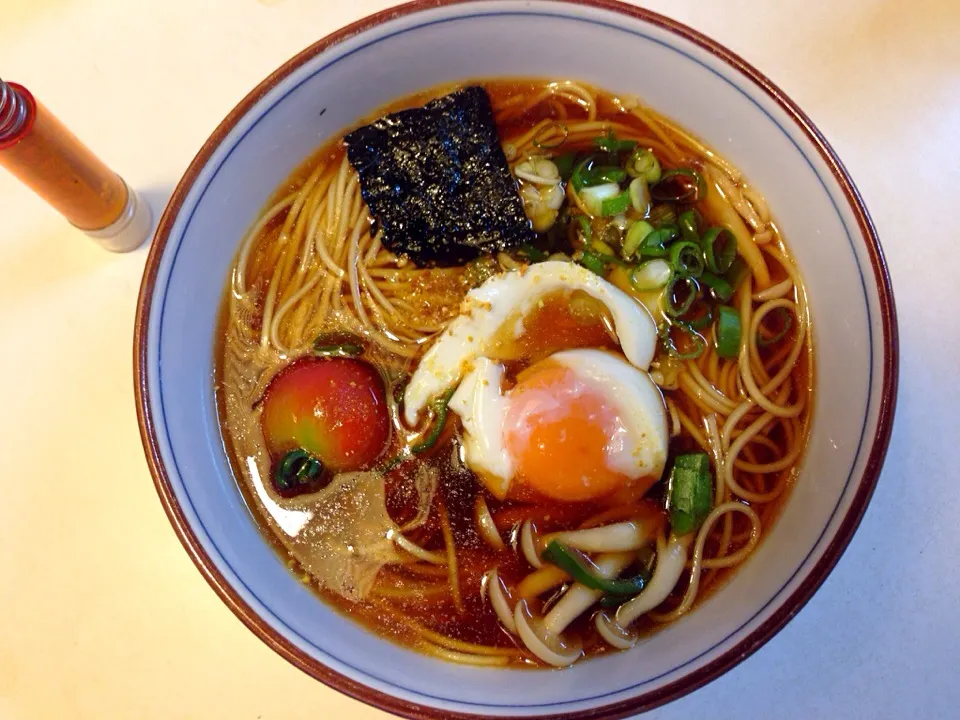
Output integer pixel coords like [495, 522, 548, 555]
[543, 552, 633, 635]
[615, 535, 689, 627]
[484, 567, 517, 634]
[542, 521, 653, 553]
[513, 551, 635, 667]
[520, 519, 543, 568]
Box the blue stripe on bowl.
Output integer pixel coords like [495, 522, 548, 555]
[153, 8, 873, 712]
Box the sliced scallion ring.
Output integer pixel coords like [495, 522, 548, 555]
[715, 305, 742, 358]
[659, 323, 706, 360]
[678, 209, 701, 243]
[702, 227, 737, 274]
[580, 182, 622, 216]
[700, 271, 734, 302]
[651, 168, 706, 203]
[578, 249, 608, 275]
[687, 304, 714, 330]
[600, 189, 632, 217]
[628, 177, 651, 214]
[669, 240, 705, 278]
[625, 147, 662, 183]
[594, 130, 637, 154]
[639, 225, 680, 259]
[274, 449, 324, 492]
[664, 275, 699, 317]
[622, 220, 654, 259]
[630, 259, 672, 292]
[757, 307, 794, 346]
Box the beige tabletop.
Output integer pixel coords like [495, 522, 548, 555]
[1, 0, 958, 718]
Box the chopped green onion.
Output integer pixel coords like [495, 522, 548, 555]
[625, 147, 662, 183]
[578, 249, 608, 275]
[622, 220, 654, 259]
[669, 240, 705, 278]
[678, 209, 702, 243]
[573, 157, 629, 190]
[580, 182, 622, 216]
[517, 243, 548, 262]
[600, 189, 632, 217]
[725, 257, 750, 294]
[715, 305, 742, 358]
[639, 225, 680, 258]
[313, 332, 365, 357]
[667, 453, 713, 536]
[576, 214, 592, 241]
[702, 227, 737, 274]
[675, 452, 710, 473]
[628, 177, 651, 214]
[411, 389, 454, 454]
[664, 275, 699, 317]
[687, 304, 714, 330]
[647, 203, 677, 228]
[630, 259, 672, 291]
[651, 168, 706, 203]
[659, 323, 706, 360]
[274, 449, 324, 492]
[592, 167, 627, 184]
[700, 271, 734, 302]
[542, 541, 648, 596]
[594, 130, 637, 154]
[571, 158, 593, 191]
[757, 307, 794, 346]
[553, 151, 577, 181]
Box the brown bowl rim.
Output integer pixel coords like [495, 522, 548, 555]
[134, 1, 899, 717]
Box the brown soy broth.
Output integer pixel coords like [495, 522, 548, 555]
[217, 78, 813, 668]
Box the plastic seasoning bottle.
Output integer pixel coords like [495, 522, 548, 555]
[0, 78, 151, 252]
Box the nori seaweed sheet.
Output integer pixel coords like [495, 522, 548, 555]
[344, 86, 534, 266]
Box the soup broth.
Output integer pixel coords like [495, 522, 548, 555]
[216, 79, 812, 668]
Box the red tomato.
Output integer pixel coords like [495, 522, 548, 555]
[261, 357, 390, 471]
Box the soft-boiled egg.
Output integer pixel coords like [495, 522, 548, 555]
[403, 261, 658, 425]
[450, 349, 668, 501]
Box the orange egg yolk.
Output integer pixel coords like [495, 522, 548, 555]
[503, 363, 630, 502]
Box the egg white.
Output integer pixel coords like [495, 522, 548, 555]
[450, 349, 668, 500]
[403, 261, 658, 425]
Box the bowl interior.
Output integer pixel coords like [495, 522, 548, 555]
[139, 1, 890, 716]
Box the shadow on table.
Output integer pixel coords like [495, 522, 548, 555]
[138, 182, 176, 251]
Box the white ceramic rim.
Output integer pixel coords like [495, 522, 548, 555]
[134, 2, 898, 718]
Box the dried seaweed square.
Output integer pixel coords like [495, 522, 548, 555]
[345, 86, 534, 266]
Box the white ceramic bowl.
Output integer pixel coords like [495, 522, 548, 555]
[135, 1, 898, 717]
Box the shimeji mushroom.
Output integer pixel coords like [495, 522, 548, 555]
[515, 157, 564, 232]
[542, 520, 653, 553]
[514, 552, 634, 667]
[594, 535, 690, 648]
[484, 567, 517, 634]
[520, 519, 543, 569]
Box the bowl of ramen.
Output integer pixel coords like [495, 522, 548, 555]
[134, 1, 897, 717]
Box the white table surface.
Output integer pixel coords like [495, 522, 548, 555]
[1, 1, 957, 718]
